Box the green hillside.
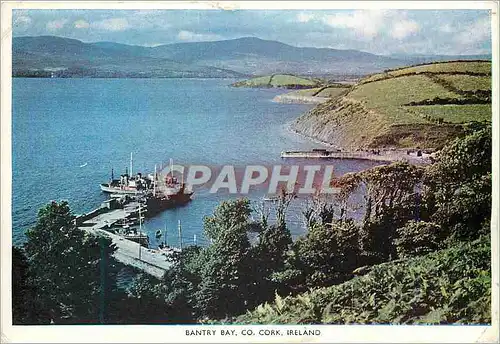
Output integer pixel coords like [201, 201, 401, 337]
[293, 60, 492, 149]
[274, 85, 350, 102]
[232, 74, 321, 89]
[237, 235, 490, 324]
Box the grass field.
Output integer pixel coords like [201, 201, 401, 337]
[269, 74, 318, 87]
[235, 75, 272, 86]
[408, 104, 492, 123]
[359, 61, 492, 85]
[349, 75, 463, 124]
[283, 88, 321, 96]
[388, 61, 491, 77]
[359, 72, 391, 84]
[436, 75, 491, 92]
[316, 87, 349, 98]
[294, 60, 492, 149]
[232, 74, 319, 88]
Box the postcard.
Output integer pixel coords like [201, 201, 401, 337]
[1, 1, 498, 343]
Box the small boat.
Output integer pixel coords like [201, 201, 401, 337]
[263, 196, 280, 202]
[100, 156, 194, 214]
[80, 162, 88, 168]
[100, 153, 152, 195]
[155, 229, 162, 239]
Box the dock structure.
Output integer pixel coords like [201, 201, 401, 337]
[76, 199, 173, 279]
[280, 149, 432, 164]
[82, 227, 172, 279]
[281, 149, 390, 161]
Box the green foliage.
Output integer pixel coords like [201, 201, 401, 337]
[232, 74, 320, 88]
[12, 246, 48, 324]
[17, 124, 491, 325]
[237, 235, 491, 324]
[350, 75, 461, 124]
[233, 126, 491, 325]
[13, 201, 135, 324]
[358, 162, 424, 261]
[192, 199, 257, 318]
[394, 221, 443, 258]
[408, 104, 491, 124]
[292, 220, 361, 289]
[437, 75, 491, 92]
[118, 270, 197, 324]
[22, 201, 120, 323]
[203, 198, 251, 242]
[253, 222, 292, 295]
[388, 61, 491, 77]
[424, 126, 491, 242]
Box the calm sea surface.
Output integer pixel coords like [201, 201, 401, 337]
[12, 78, 381, 247]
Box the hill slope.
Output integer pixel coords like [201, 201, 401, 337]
[237, 235, 490, 324]
[232, 74, 321, 89]
[150, 37, 407, 75]
[292, 60, 492, 149]
[13, 36, 491, 78]
[12, 36, 246, 78]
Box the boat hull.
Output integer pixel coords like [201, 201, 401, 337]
[100, 183, 146, 195]
[145, 192, 193, 217]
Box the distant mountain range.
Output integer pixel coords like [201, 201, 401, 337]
[12, 35, 492, 79]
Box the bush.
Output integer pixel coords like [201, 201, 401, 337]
[394, 220, 443, 258]
[237, 235, 490, 325]
[293, 220, 361, 289]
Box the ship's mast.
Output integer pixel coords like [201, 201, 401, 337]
[164, 221, 168, 246]
[138, 204, 142, 260]
[154, 164, 157, 195]
[130, 152, 133, 177]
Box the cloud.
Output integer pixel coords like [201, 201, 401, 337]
[46, 19, 68, 31]
[455, 17, 490, 45]
[296, 13, 314, 23]
[13, 15, 32, 28]
[439, 23, 454, 33]
[390, 19, 420, 39]
[11, 9, 492, 56]
[299, 10, 420, 42]
[177, 30, 223, 42]
[322, 10, 390, 39]
[93, 18, 130, 31]
[74, 20, 90, 29]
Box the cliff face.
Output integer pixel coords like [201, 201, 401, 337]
[292, 97, 389, 149]
[292, 96, 463, 149]
[292, 97, 463, 150]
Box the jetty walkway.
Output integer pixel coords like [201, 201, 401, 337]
[83, 227, 172, 279]
[76, 200, 173, 279]
[281, 149, 433, 164]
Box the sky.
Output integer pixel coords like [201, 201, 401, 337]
[12, 9, 492, 55]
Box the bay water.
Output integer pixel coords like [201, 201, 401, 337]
[12, 78, 381, 248]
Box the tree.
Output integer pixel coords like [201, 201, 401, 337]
[23, 201, 119, 323]
[194, 199, 256, 319]
[12, 246, 49, 324]
[423, 126, 491, 242]
[253, 222, 293, 298]
[394, 220, 443, 258]
[358, 162, 424, 261]
[293, 219, 361, 289]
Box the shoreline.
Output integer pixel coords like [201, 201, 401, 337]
[283, 121, 433, 165]
[272, 94, 329, 104]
